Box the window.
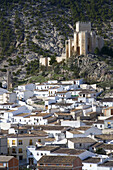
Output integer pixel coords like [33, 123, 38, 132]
[41, 153, 43, 156]
[18, 140, 23, 145]
[37, 153, 39, 155]
[90, 165, 92, 167]
[12, 148, 16, 153]
[19, 156, 23, 160]
[95, 125, 97, 127]
[12, 140, 16, 145]
[18, 148, 22, 153]
[100, 125, 102, 128]
[3, 163, 6, 167]
[29, 139, 33, 145]
[38, 139, 41, 142]
[79, 143, 82, 147]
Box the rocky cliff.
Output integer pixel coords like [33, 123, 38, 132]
[0, 0, 113, 86]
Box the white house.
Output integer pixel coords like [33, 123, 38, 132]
[29, 112, 53, 125]
[97, 160, 113, 170]
[34, 90, 48, 98]
[61, 120, 85, 127]
[12, 113, 31, 124]
[66, 126, 102, 139]
[0, 105, 31, 123]
[56, 91, 71, 99]
[0, 90, 16, 104]
[27, 145, 59, 165]
[68, 137, 96, 149]
[18, 83, 36, 91]
[17, 90, 34, 101]
[0, 136, 8, 155]
[101, 98, 113, 107]
[51, 148, 95, 161]
[0, 103, 18, 109]
[35, 81, 59, 91]
[48, 86, 63, 97]
[61, 79, 83, 86]
[93, 120, 104, 129]
[37, 125, 68, 141]
[66, 129, 84, 138]
[83, 156, 109, 170]
[76, 126, 102, 137]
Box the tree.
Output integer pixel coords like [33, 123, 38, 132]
[94, 47, 100, 55]
[49, 55, 57, 65]
[96, 148, 106, 155]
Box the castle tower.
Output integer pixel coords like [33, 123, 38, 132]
[80, 31, 88, 56]
[74, 32, 78, 53]
[76, 21, 91, 32]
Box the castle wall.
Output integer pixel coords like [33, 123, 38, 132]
[98, 36, 104, 50]
[56, 55, 66, 63]
[91, 32, 96, 53]
[40, 57, 51, 66]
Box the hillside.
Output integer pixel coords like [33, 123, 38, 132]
[0, 0, 113, 87]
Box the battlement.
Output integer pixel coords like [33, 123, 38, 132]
[76, 21, 91, 32]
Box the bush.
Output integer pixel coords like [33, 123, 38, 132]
[94, 47, 100, 55]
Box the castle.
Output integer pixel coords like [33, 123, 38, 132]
[40, 21, 104, 66]
[66, 21, 104, 58]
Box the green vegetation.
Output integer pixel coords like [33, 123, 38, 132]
[48, 0, 113, 24]
[29, 75, 48, 83]
[0, 14, 15, 57]
[7, 56, 23, 66]
[49, 55, 57, 65]
[101, 46, 113, 57]
[34, 101, 44, 105]
[25, 59, 39, 75]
